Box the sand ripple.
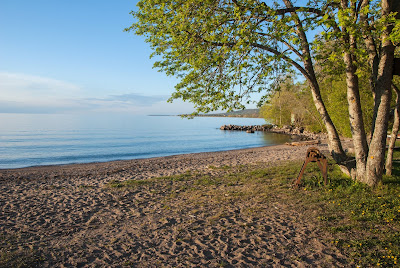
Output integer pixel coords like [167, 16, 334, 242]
[0, 144, 350, 267]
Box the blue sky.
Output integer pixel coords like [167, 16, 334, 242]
[0, 0, 194, 114]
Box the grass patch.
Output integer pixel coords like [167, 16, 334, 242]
[293, 157, 400, 267]
[195, 175, 223, 186]
[208, 165, 232, 170]
[78, 184, 95, 189]
[193, 159, 400, 266]
[107, 172, 193, 188]
[0, 249, 44, 268]
[104, 157, 400, 266]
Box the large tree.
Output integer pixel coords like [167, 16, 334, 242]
[318, 0, 398, 185]
[386, 83, 400, 175]
[127, 0, 399, 186]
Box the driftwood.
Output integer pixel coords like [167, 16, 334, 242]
[285, 140, 320, 146]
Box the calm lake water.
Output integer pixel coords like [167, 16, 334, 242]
[0, 114, 292, 169]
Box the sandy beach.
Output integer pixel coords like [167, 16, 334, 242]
[0, 142, 351, 267]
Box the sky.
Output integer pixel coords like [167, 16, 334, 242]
[0, 0, 195, 115]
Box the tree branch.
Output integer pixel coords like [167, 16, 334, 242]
[256, 32, 304, 59]
[250, 43, 312, 81]
[259, 2, 325, 16]
[185, 29, 311, 85]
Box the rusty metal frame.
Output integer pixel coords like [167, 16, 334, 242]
[294, 147, 328, 188]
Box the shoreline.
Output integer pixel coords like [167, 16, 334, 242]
[0, 143, 330, 182]
[0, 143, 294, 173]
[0, 124, 330, 173]
[0, 141, 352, 267]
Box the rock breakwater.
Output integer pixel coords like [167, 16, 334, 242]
[220, 124, 325, 140]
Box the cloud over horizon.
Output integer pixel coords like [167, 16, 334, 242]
[0, 72, 192, 114]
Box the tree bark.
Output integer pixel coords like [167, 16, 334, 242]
[385, 84, 400, 175]
[338, 0, 369, 179]
[308, 80, 348, 163]
[343, 49, 369, 179]
[360, 0, 378, 98]
[365, 85, 392, 185]
[282, 0, 347, 164]
[359, 0, 378, 144]
[364, 0, 395, 186]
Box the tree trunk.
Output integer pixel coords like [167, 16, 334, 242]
[365, 85, 392, 185]
[283, 0, 347, 164]
[385, 85, 400, 175]
[308, 81, 348, 163]
[339, 0, 369, 180]
[359, 0, 378, 143]
[364, 0, 395, 186]
[343, 49, 369, 180]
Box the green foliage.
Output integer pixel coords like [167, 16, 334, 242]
[321, 79, 350, 137]
[128, 0, 397, 131]
[311, 0, 395, 142]
[260, 77, 323, 131]
[126, 0, 325, 115]
[320, 76, 374, 137]
[128, 0, 399, 187]
[391, 20, 400, 45]
[313, 0, 382, 72]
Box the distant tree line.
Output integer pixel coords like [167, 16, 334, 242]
[260, 74, 375, 138]
[186, 109, 261, 118]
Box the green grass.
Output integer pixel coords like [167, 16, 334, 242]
[108, 156, 400, 267]
[107, 172, 194, 188]
[292, 156, 400, 267]
[208, 165, 232, 170]
[0, 249, 44, 268]
[4, 154, 399, 267]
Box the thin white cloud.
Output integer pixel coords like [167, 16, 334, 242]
[0, 72, 194, 114]
[0, 72, 81, 102]
[85, 93, 169, 107]
[109, 93, 168, 106]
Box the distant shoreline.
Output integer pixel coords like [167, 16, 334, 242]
[147, 114, 177, 116]
[187, 114, 262, 118]
[0, 115, 273, 170]
[148, 114, 262, 118]
[148, 108, 262, 118]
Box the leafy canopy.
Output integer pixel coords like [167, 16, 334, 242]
[126, 0, 327, 114]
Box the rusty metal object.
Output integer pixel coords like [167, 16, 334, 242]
[294, 147, 328, 188]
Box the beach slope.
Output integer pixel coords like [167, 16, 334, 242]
[0, 143, 349, 267]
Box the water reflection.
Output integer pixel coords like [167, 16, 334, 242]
[261, 132, 293, 145]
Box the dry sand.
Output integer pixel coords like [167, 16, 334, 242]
[0, 142, 351, 267]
